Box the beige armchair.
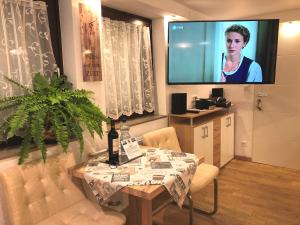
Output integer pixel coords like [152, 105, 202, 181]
[143, 127, 219, 224]
[0, 154, 126, 225]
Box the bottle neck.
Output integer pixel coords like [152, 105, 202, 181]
[110, 120, 116, 130]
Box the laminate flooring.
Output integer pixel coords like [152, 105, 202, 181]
[153, 159, 300, 225]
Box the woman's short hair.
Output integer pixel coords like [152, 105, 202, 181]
[225, 24, 250, 45]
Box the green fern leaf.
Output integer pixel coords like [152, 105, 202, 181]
[8, 104, 29, 137]
[30, 110, 47, 162]
[51, 110, 69, 152]
[63, 106, 84, 153]
[32, 72, 50, 93]
[18, 131, 32, 165]
[3, 75, 32, 93]
[0, 95, 23, 111]
[70, 120, 84, 154]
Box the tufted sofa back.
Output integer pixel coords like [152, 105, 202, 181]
[0, 154, 85, 225]
[142, 127, 182, 152]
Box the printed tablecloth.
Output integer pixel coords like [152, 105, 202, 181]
[84, 148, 199, 207]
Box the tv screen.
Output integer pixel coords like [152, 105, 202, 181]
[168, 19, 279, 84]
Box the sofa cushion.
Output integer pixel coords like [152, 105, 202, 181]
[0, 154, 126, 225]
[36, 199, 126, 225]
[0, 155, 86, 225]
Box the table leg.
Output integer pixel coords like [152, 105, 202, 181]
[128, 195, 152, 225]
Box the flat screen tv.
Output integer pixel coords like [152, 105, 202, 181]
[168, 19, 279, 84]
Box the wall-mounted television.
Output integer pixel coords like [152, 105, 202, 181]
[168, 19, 279, 84]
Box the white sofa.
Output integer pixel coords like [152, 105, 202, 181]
[0, 154, 126, 225]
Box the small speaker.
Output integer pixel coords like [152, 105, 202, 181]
[171, 93, 187, 114]
[212, 88, 224, 98]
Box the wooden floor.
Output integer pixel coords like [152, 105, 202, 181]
[153, 159, 300, 225]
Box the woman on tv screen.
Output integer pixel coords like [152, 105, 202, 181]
[221, 24, 262, 83]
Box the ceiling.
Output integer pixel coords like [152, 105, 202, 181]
[102, 0, 300, 20]
[173, 0, 300, 19]
[101, 0, 172, 19]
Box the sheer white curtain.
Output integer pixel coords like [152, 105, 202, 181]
[0, 0, 55, 137]
[101, 17, 155, 120]
[0, 0, 55, 98]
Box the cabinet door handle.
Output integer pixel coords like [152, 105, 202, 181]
[226, 117, 230, 127]
[228, 117, 231, 127]
[257, 98, 262, 111]
[202, 127, 205, 138]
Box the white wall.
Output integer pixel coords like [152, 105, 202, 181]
[224, 85, 255, 157]
[251, 11, 300, 169]
[152, 18, 169, 115]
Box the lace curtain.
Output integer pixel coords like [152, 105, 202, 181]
[0, 0, 55, 139]
[0, 0, 55, 98]
[101, 17, 155, 120]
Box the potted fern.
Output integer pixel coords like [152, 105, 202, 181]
[0, 73, 108, 164]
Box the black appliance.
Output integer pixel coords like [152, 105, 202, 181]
[195, 99, 214, 110]
[171, 93, 187, 114]
[212, 88, 224, 98]
[214, 97, 231, 108]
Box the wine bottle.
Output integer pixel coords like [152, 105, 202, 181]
[108, 119, 119, 164]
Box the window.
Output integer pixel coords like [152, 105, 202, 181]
[0, 0, 61, 154]
[101, 7, 156, 120]
[40, 0, 63, 73]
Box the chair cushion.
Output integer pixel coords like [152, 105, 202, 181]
[190, 163, 219, 193]
[142, 127, 182, 152]
[36, 199, 126, 225]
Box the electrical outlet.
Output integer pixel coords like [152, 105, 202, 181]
[241, 140, 247, 147]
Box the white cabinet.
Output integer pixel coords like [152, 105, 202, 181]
[220, 113, 235, 167]
[194, 121, 214, 164]
[170, 109, 234, 168]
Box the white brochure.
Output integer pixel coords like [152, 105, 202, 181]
[120, 137, 142, 160]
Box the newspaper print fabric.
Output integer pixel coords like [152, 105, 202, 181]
[84, 148, 199, 207]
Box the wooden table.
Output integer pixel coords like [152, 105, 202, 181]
[71, 155, 204, 225]
[71, 163, 164, 225]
